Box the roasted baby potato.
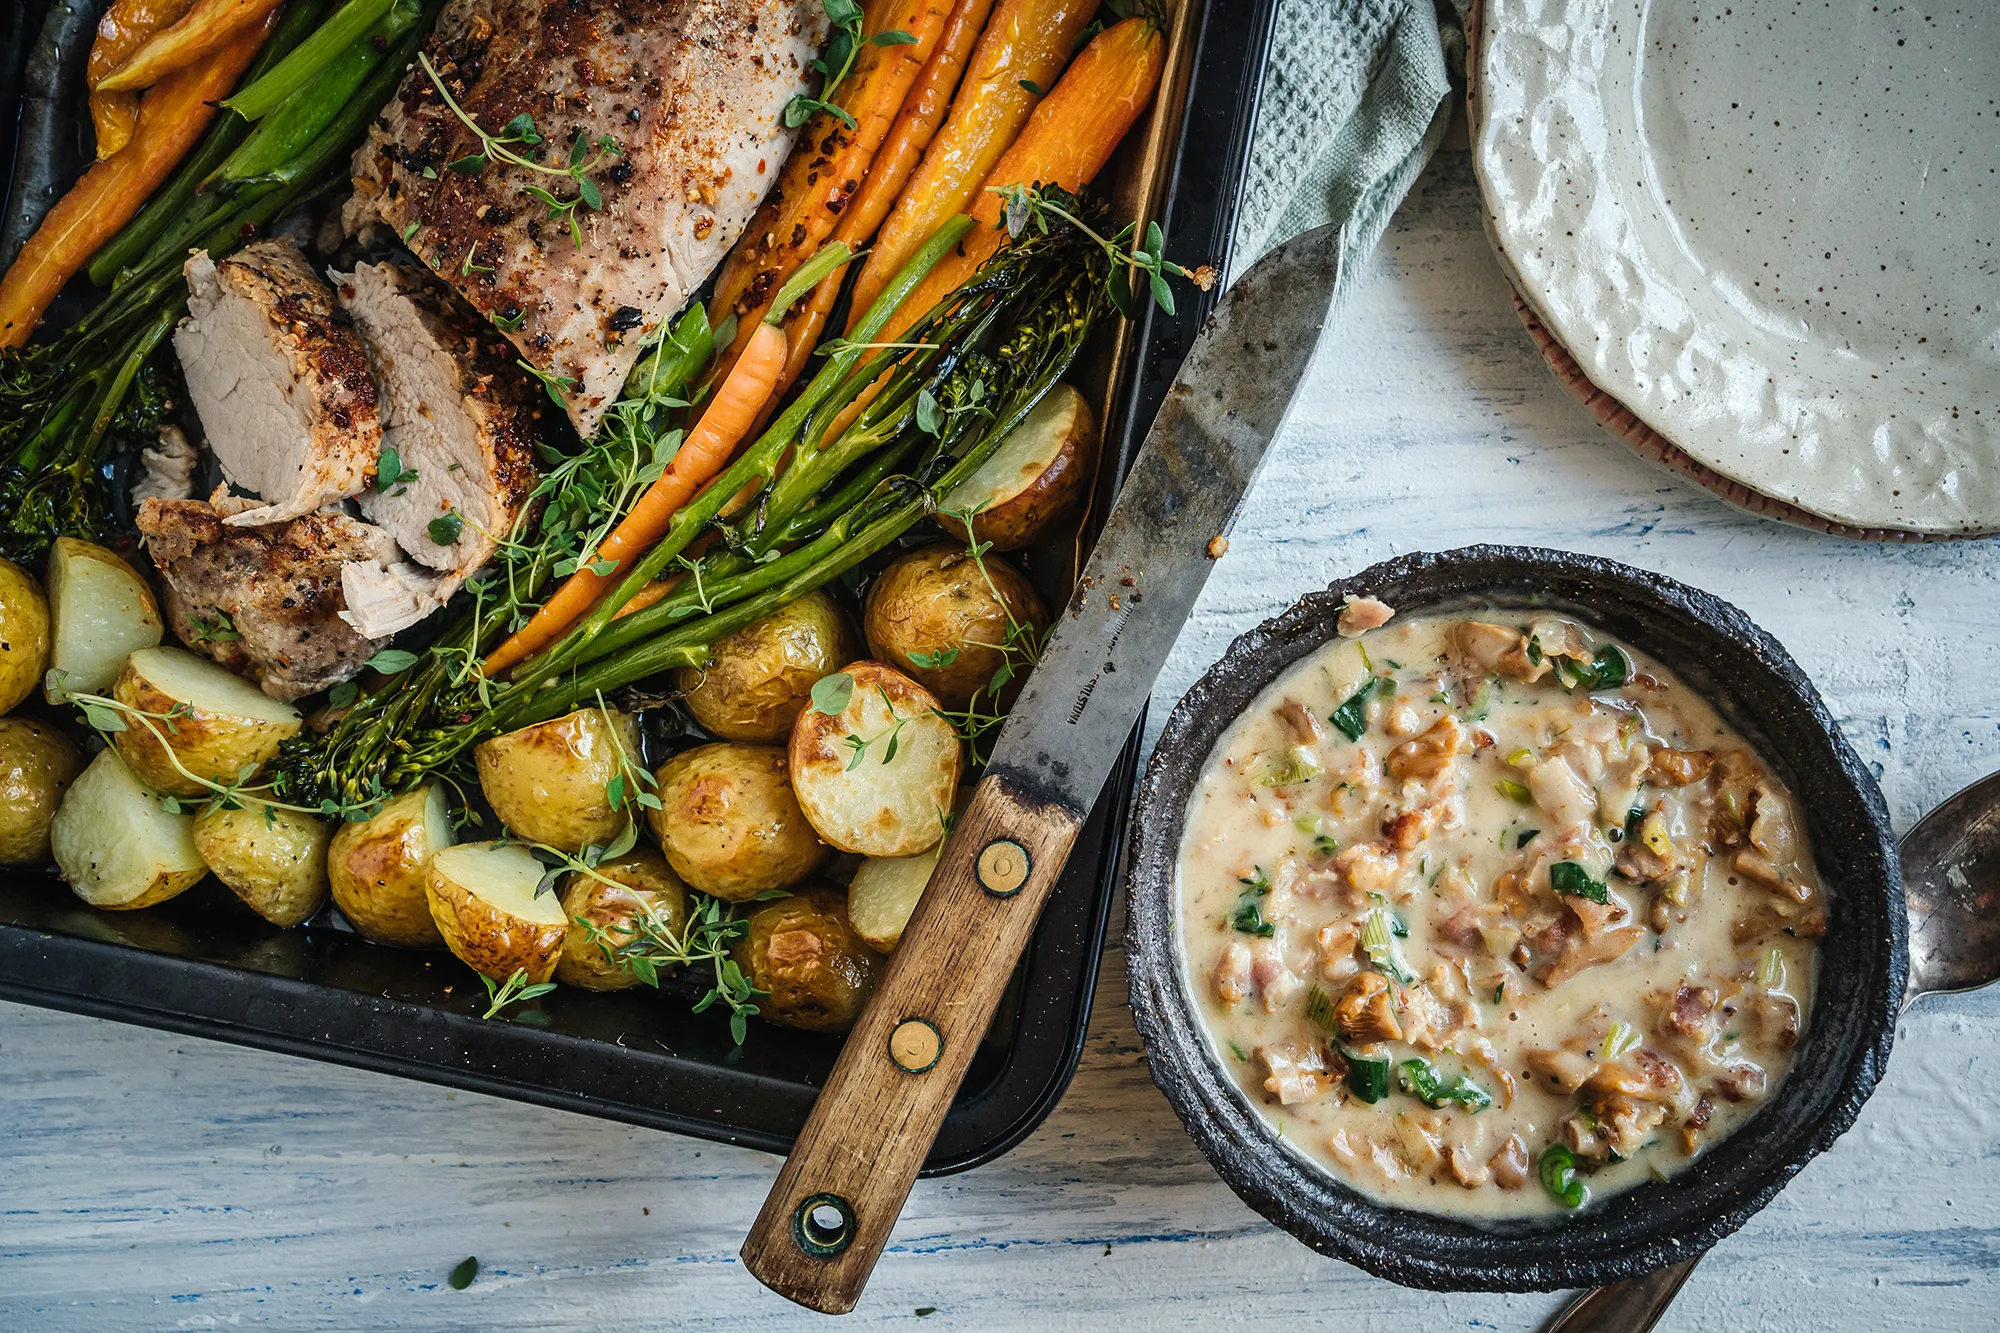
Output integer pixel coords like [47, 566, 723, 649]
[425, 841, 569, 984]
[938, 383, 1098, 552]
[327, 783, 451, 947]
[475, 705, 641, 853]
[192, 800, 330, 927]
[861, 543, 1049, 711]
[45, 536, 163, 698]
[648, 742, 829, 901]
[789, 660, 961, 858]
[847, 844, 943, 954]
[50, 748, 207, 910]
[555, 848, 689, 991]
[0, 557, 52, 713]
[108, 646, 301, 796]
[733, 886, 882, 1033]
[675, 590, 857, 742]
[0, 715, 84, 863]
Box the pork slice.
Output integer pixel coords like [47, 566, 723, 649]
[135, 497, 397, 702]
[174, 240, 382, 525]
[343, 0, 826, 439]
[331, 262, 541, 639]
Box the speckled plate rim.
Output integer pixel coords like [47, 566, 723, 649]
[1460, 0, 1997, 544]
[1124, 546, 1905, 1292]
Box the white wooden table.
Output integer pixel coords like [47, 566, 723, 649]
[6, 145, 1998, 1332]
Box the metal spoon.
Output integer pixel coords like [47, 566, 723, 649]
[1542, 769, 2000, 1333]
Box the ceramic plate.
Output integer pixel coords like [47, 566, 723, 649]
[1471, 0, 1999, 536]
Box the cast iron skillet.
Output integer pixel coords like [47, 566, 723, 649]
[1124, 545, 1905, 1291]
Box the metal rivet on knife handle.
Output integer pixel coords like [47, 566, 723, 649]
[975, 838, 1030, 896]
[888, 1018, 942, 1074]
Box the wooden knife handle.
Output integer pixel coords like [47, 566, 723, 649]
[740, 771, 1083, 1313]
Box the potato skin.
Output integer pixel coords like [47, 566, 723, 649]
[938, 383, 1098, 552]
[788, 660, 962, 858]
[648, 743, 829, 901]
[193, 801, 331, 927]
[108, 649, 301, 796]
[328, 785, 451, 947]
[0, 558, 52, 714]
[675, 590, 857, 742]
[0, 716, 83, 863]
[733, 887, 881, 1033]
[475, 706, 640, 853]
[555, 848, 689, 990]
[862, 543, 1049, 711]
[425, 842, 567, 984]
[50, 748, 207, 910]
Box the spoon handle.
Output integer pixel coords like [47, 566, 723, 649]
[1540, 1256, 1702, 1333]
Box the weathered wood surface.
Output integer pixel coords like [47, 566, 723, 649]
[5, 148, 1997, 1330]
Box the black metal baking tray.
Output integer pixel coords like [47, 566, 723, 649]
[0, 0, 1276, 1174]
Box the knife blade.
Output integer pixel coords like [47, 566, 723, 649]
[740, 222, 1344, 1314]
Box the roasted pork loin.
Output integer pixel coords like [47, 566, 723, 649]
[136, 497, 397, 702]
[174, 239, 382, 526]
[344, 0, 825, 439]
[334, 261, 542, 639]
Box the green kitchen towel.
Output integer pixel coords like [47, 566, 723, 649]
[1230, 0, 1467, 285]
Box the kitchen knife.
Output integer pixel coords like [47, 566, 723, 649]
[741, 221, 1344, 1313]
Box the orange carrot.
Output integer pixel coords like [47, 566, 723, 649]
[881, 14, 1166, 343]
[481, 324, 793, 676]
[0, 11, 271, 348]
[88, 0, 199, 159]
[764, 0, 996, 414]
[95, 0, 283, 93]
[845, 0, 1096, 330]
[705, 0, 952, 376]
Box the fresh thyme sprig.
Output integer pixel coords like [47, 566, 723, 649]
[786, 0, 918, 130]
[417, 51, 622, 248]
[989, 182, 1216, 318]
[586, 896, 768, 1045]
[481, 968, 557, 1019]
[926, 508, 1046, 764]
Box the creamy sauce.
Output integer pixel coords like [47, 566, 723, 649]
[1176, 606, 1822, 1218]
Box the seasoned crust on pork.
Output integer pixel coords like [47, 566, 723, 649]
[343, 0, 825, 439]
[174, 239, 382, 526]
[136, 498, 396, 702]
[333, 261, 543, 638]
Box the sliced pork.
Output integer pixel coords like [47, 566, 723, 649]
[174, 239, 382, 526]
[333, 261, 542, 639]
[136, 497, 397, 702]
[344, 0, 825, 439]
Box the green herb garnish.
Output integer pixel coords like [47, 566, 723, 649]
[1398, 1057, 1493, 1112]
[1329, 678, 1378, 741]
[1539, 1143, 1589, 1209]
[1550, 860, 1610, 905]
[1341, 1045, 1391, 1103]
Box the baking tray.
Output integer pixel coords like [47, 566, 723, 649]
[0, 0, 1277, 1174]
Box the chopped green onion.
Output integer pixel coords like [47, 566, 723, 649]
[1517, 828, 1540, 849]
[1495, 778, 1532, 803]
[1295, 814, 1323, 835]
[1340, 1046, 1391, 1103]
[1399, 1057, 1493, 1112]
[1304, 984, 1340, 1034]
[1539, 1143, 1589, 1209]
[1312, 834, 1341, 857]
[1506, 747, 1534, 767]
[1329, 679, 1378, 741]
[1469, 677, 1496, 722]
[1550, 861, 1610, 905]
[1758, 946, 1786, 990]
[1361, 907, 1415, 983]
[1602, 1021, 1641, 1060]
[1257, 744, 1323, 787]
[1227, 1039, 1248, 1062]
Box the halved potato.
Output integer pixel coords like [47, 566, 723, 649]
[937, 384, 1098, 551]
[193, 800, 330, 927]
[328, 783, 451, 947]
[733, 886, 882, 1033]
[425, 840, 568, 983]
[475, 706, 640, 853]
[675, 590, 858, 742]
[861, 543, 1049, 711]
[648, 742, 829, 901]
[788, 660, 961, 858]
[0, 715, 84, 864]
[555, 848, 688, 991]
[50, 748, 207, 910]
[0, 557, 52, 713]
[107, 646, 301, 796]
[44, 537, 163, 698]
